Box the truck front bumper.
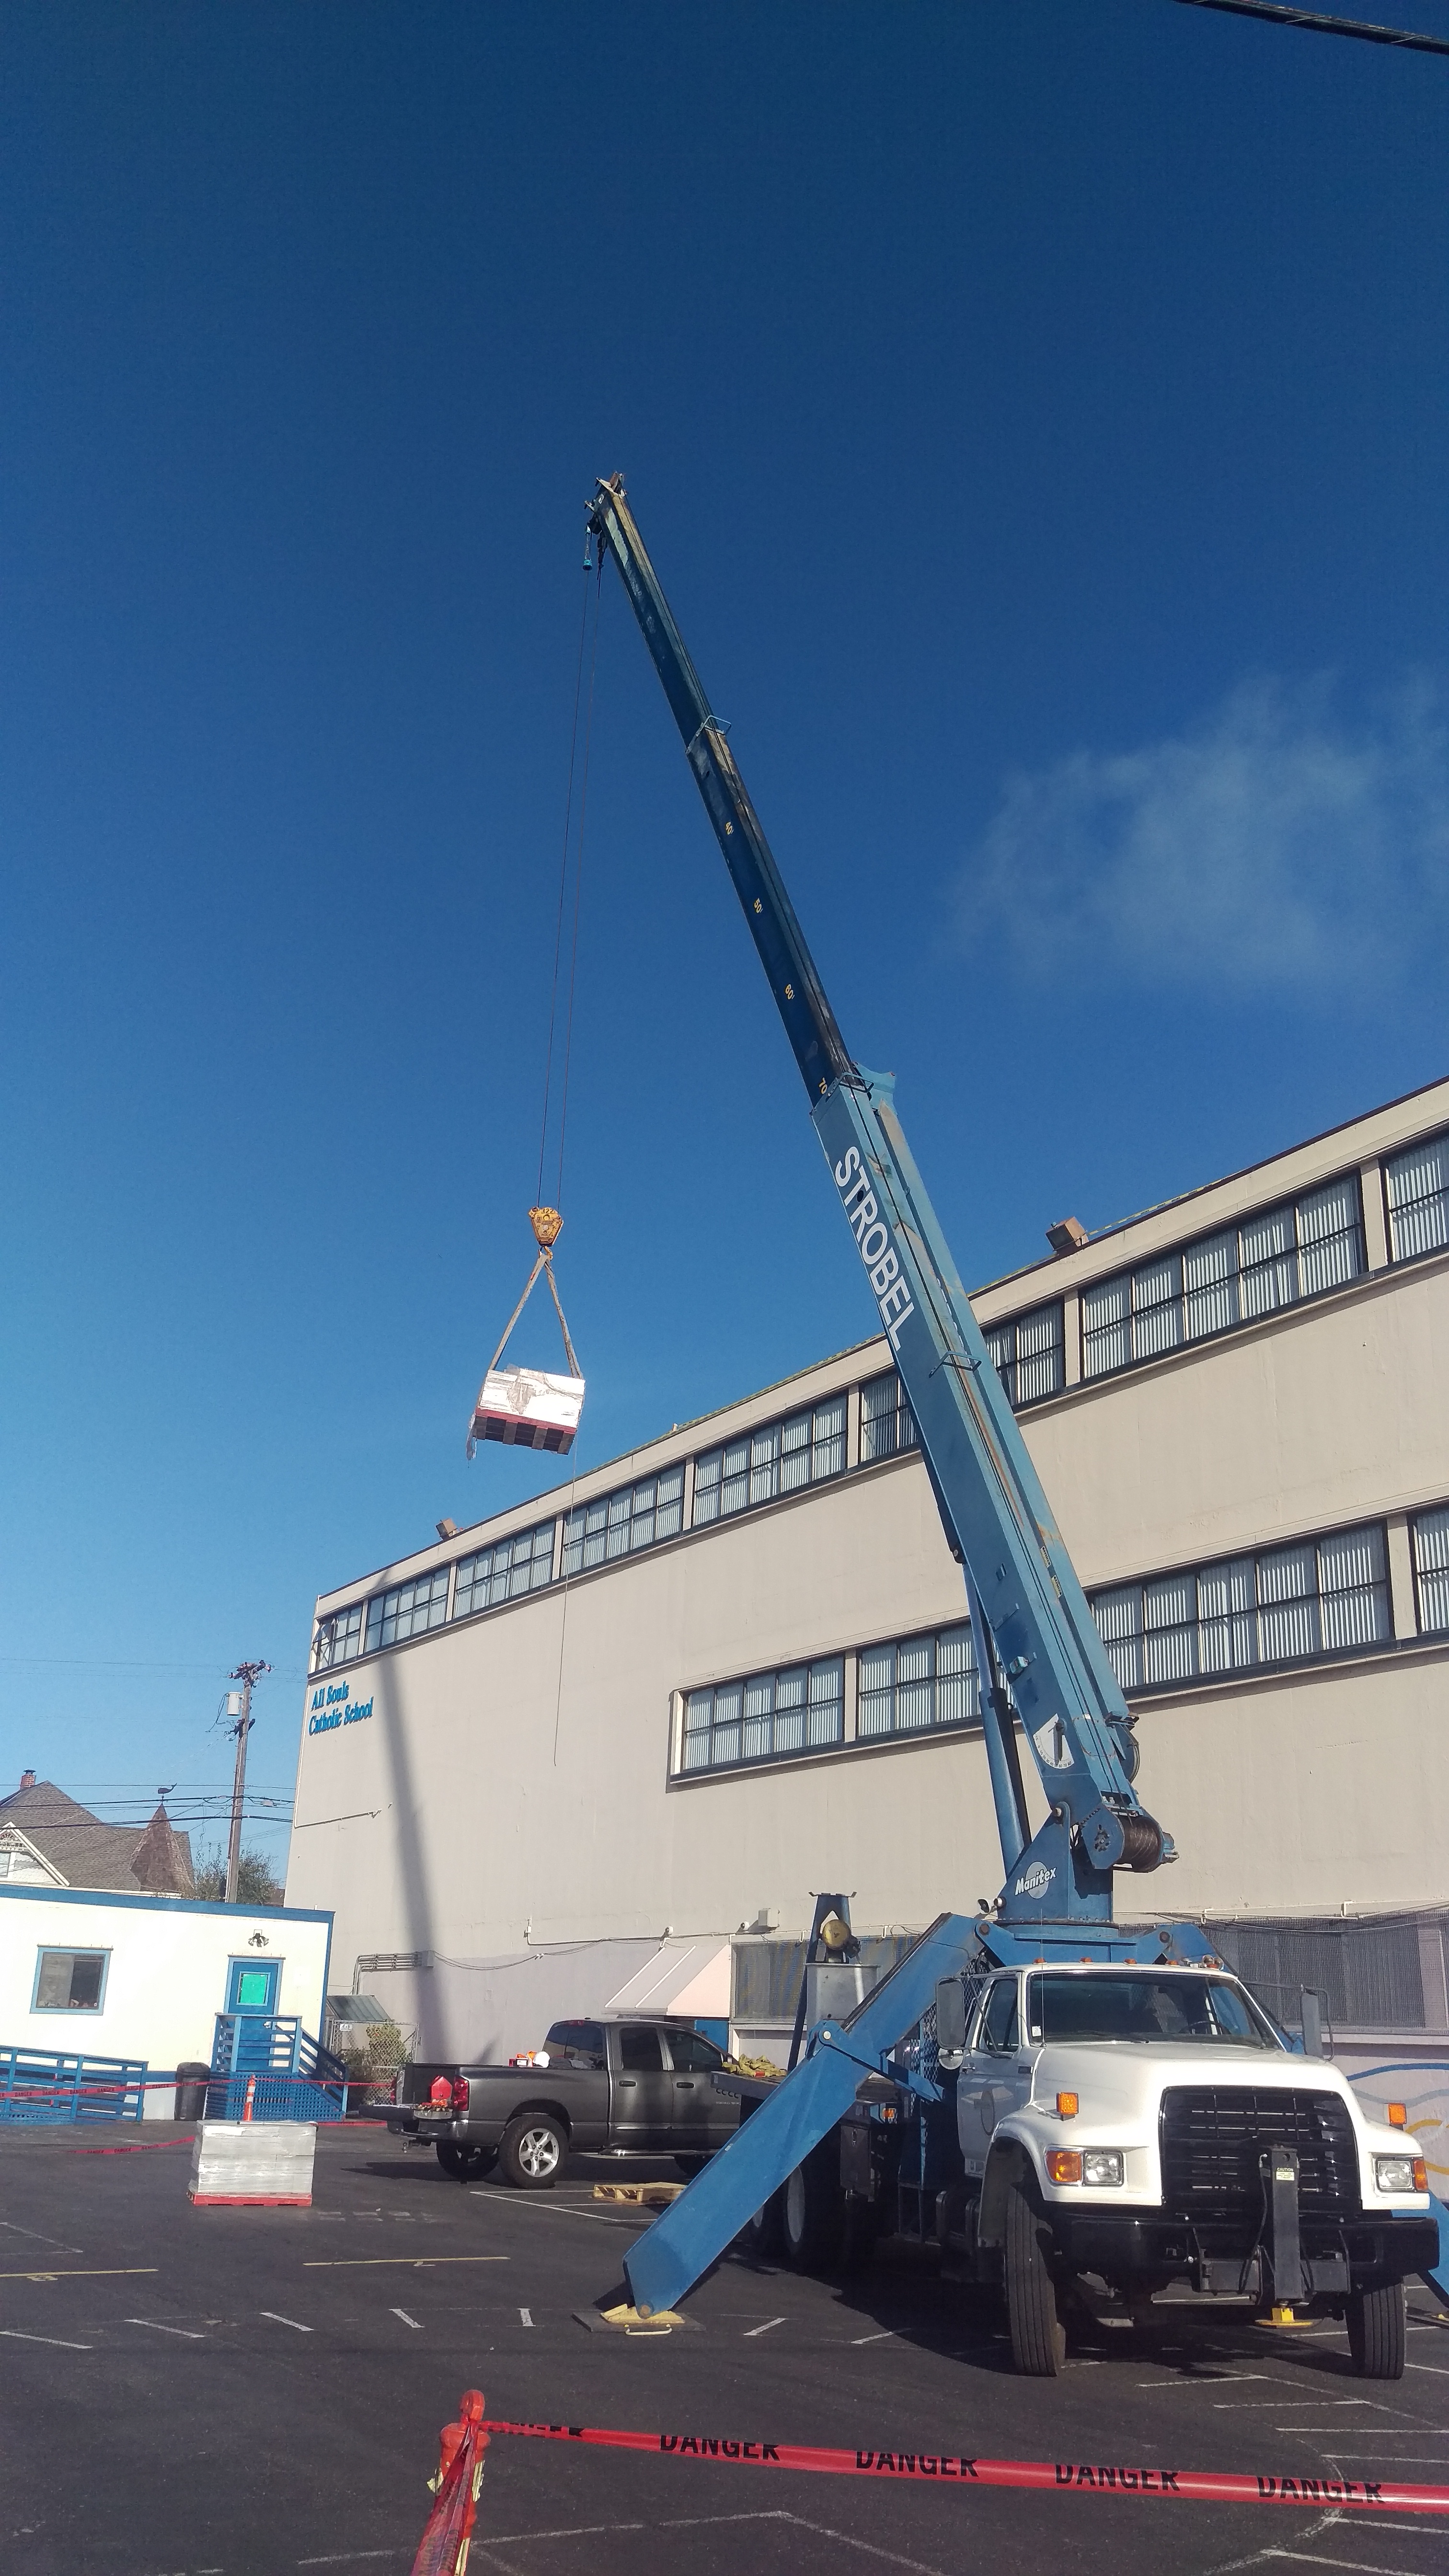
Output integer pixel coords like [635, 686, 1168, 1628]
[1054, 2210, 1439, 2294]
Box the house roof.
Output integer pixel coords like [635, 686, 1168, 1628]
[0, 1780, 194, 1897]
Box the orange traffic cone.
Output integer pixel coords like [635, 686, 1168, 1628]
[410, 2389, 489, 2576]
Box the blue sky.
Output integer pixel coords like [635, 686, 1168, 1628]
[2, 3, 1446, 1879]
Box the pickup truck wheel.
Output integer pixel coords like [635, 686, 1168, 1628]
[1346, 2282, 1405, 2379]
[436, 2142, 495, 2182]
[499, 2114, 567, 2190]
[1003, 2171, 1066, 2376]
[782, 2139, 844, 2274]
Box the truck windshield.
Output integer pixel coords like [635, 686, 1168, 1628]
[1025, 1974, 1278, 2049]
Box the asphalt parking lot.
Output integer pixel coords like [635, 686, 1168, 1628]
[2, 2121, 1446, 2576]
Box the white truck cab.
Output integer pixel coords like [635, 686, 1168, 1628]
[945, 1960, 1433, 2379]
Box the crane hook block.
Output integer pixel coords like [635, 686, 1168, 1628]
[529, 1205, 564, 1250]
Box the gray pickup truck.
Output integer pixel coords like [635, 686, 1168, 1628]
[390, 2016, 737, 2188]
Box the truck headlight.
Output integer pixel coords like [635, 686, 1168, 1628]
[1082, 2149, 1124, 2187]
[1046, 2147, 1124, 2187]
[1374, 2153, 1426, 2194]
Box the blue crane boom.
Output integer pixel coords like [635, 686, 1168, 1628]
[584, 475, 1208, 2323]
[588, 474, 1171, 1927]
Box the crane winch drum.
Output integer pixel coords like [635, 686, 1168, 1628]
[467, 1205, 586, 1458]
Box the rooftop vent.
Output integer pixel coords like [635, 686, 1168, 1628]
[1046, 1216, 1088, 1256]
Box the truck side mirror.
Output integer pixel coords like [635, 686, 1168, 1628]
[935, 1977, 968, 2057]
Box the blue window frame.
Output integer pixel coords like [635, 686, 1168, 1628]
[33, 1948, 111, 2012]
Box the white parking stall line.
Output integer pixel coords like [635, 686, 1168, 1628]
[125, 2317, 205, 2339]
[1405, 2361, 1449, 2375]
[0, 2327, 93, 2349]
[261, 2311, 314, 2333]
[1141, 2372, 1277, 2390]
[518, 2307, 534, 2326]
[390, 2307, 424, 2330]
[1260, 2555, 1430, 2575]
[850, 2329, 895, 2345]
[743, 2315, 786, 2337]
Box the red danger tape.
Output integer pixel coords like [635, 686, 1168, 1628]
[482, 2419, 1449, 2517]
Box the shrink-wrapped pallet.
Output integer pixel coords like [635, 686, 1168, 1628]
[189, 2118, 316, 2206]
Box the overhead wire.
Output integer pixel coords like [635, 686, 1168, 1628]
[536, 560, 598, 1208]
[552, 567, 602, 1212]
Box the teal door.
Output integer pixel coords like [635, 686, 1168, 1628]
[226, 1958, 281, 2070]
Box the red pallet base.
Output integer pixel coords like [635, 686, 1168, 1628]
[189, 2192, 312, 2207]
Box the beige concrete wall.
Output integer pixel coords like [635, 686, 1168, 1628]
[1027, 1254, 1449, 1588]
[288, 1080, 1449, 2004]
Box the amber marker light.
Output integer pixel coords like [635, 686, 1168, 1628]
[1387, 2103, 1407, 2128]
[1414, 2157, 1428, 2190]
[1046, 2150, 1083, 2185]
[1056, 2091, 1078, 2118]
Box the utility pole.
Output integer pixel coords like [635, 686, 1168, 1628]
[225, 1661, 270, 1903]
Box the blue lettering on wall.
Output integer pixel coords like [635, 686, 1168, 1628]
[307, 1685, 372, 1738]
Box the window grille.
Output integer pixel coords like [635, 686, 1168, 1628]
[562, 1465, 684, 1577]
[1081, 1173, 1364, 1381]
[692, 1395, 845, 1528]
[1091, 1521, 1389, 1694]
[366, 1566, 450, 1653]
[311, 1600, 365, 1672]
[858, 1622, 979, 1739]
[679, 1656, 844, 1774]
[1412, 1504, 1449, 1637]
[452, 1520, 554, 1618]
[860, 1370, 918, 1462]
[1386, 1128, 1449, 1264]
[985, 1301, 1065, 1407]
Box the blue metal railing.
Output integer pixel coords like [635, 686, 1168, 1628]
[0, 2043, 146, 2124]
[208, 2014, 349, 2121]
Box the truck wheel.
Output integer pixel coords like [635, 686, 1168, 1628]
[741, 2188, 784, 2258]
[1346, 2282, 1405, 2379]
[437, 2141, 495, 2182]
[782, 2139, 844, 2274]
[1003, 2171, 1066, 2376]
[499, 2114, 567, 2190]
[840, 2194, 878, 2275]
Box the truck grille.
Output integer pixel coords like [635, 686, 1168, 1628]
[1160, 2086, 1358, 2219]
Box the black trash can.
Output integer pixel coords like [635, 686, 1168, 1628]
[174, 2062, 211, 2121]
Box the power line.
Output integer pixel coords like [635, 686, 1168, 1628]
[1172, 0, 1449, 54]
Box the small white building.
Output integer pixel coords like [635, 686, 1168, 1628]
[0, 1883, 334, 2117]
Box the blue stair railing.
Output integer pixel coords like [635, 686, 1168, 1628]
[209, 2015, 349, 2121]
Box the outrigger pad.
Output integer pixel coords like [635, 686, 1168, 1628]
[470, 1365, 585, 1455]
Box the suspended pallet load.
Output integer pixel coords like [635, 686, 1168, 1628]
[467, 1206, 586, 1458]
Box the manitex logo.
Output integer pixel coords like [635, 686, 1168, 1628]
[308, 1679, 373, 1737]
[1014, 1862, 1054, 1898]
[832, 1148, 916, 1353]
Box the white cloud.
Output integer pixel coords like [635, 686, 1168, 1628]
[963, 676, 1449, 995]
